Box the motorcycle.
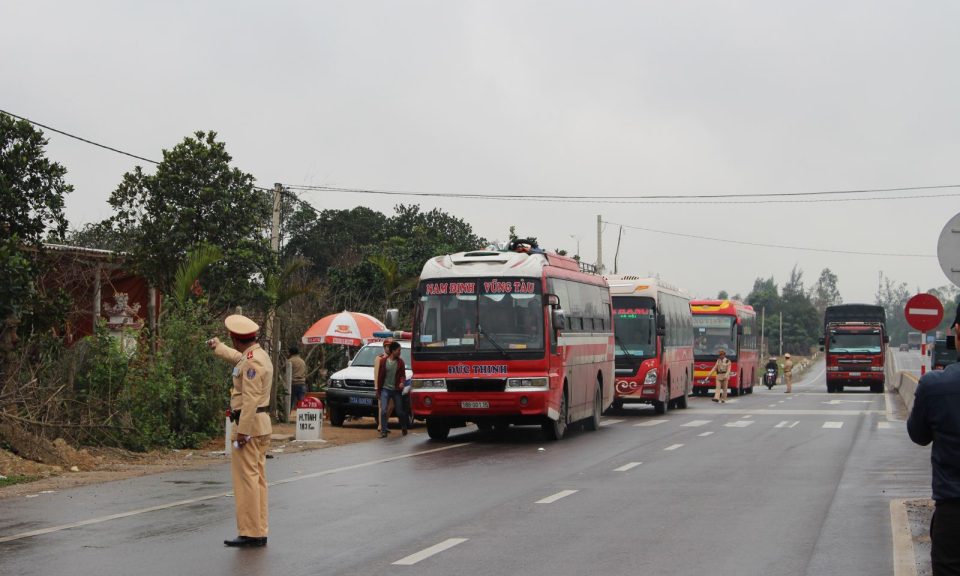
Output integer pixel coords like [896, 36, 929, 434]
[763, 368, 777, 389]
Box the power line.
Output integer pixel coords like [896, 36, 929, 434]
[1, 108, 161, 165]
[603, 220, 935, 258]
[289, 186, 960, 205]
[286, 182, 960, 202]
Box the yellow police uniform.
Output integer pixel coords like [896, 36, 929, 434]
[213, 315, 273, 542]
[708, 356, 732, 402]
[783, 357, 794, 393]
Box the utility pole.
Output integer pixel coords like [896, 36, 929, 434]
[596, 215, 604, 274]
[268, 183, 283, 422]
[614, 226, 623, 274]
[779, 311, 783, 357]
[760, 306, 765, 357]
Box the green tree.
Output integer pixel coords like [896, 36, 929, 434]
[718, 290, 729, 300]
[779, 265, 820, 354]
[745, 276, 781, 353]
[810, 268, 843, 317]
[0, 113, 71, 245]
[876, 272, 911, 345]
[107, 131, 272, 306]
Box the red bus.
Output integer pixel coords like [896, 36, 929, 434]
[690, 300, 759, 397]
[604, 275, 694, 414]
[393, 242, 614, 441]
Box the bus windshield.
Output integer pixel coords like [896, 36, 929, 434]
[612, 296, 656, 359]
[415, 278, 544, 355]
[829, 333, 882, 354]
[693, 315, 737, 361]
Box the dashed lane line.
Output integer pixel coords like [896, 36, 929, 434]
[775, 421, 789, 428]
[0, 442, 475, 544]
[600, 419, 625, 427]
[681, 420, 712, 427]
[698, 432, 714, 437]
[613, 462, 642, 472]
[725, 420, 755, 428]
[393, 538, 469, 566]
[635, 420, 669, 427]
[823, 422, 844, 429]
[663, 444, 684, 451]
[741, 415, 752, 419]
[878, 421, 892, 429]
[536, 490, 579, 504]
[789, 421, 800, 428]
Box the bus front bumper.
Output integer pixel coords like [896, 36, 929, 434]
[410, 390, 553, 420]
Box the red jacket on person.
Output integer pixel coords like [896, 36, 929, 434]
[376, 356, 406, 391]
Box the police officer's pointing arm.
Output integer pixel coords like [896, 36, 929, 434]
[212, 339, 243, 364]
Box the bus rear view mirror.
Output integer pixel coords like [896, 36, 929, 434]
[883, 335, 890, 344]
[736, 324, 744, 335]
[656, 313, 666, 336]
[546, 293, 560, 307]
[819, 346, 825, 352]
[385, 309, 400, 330]
[552, 309, 566, 331]
[818, 338, 825, 346]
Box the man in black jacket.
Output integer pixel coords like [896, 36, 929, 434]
[908, 312, 960, 575]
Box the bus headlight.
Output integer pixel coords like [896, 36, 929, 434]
[412, 379, 447, 390]
[507, 377, 549, 390]
[643, 369, 658, 385]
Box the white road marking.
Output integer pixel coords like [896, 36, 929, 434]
[778, 401, 786, 404]
[600, 419, 624, 427]
[878, 421, 891, 429]
[769, 404, 777, 407]
[789, 421, 800, 428]
[536, 489, 579, 504]
[393, 538, 469, 565]
[663, 444, 684, 450]
[823, 422, 844, 429]
[725, 420, 755, 428]
[823, 400, 874, 405]
[698, 431, 714, 437]
[635, 420, 669, 427]
[775, 421, 789, 428]
[687, 408, 881, 416]
[613, 462, 642, 472]
[741, 415, 752, 419]
[0, 442, 475, 544]
[681, 420, 711, 427]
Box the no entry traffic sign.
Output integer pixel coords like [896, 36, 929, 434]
[904, 293, 944, 333]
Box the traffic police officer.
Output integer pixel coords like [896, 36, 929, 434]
[705, 349, 732, 403]
[208, 315, 273, 547]
[783, 353, 794, 393]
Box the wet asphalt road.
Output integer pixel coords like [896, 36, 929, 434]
[0, 361, 934, 576]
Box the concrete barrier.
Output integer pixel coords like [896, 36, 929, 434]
[893, 371, 920, 414]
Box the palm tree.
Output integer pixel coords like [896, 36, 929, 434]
[368, 254, 417, 313]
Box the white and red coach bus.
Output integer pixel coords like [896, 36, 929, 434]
[604, 275, 694, 414]
[389, 241, 614, 441]
[690, 299, 759, 396]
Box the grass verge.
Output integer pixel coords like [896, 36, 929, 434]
[0, 475, 42, 488]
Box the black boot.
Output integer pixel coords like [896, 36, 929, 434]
[224, 536, 266, 547]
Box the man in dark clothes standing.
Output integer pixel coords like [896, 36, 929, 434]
[908, 310, 960, 575]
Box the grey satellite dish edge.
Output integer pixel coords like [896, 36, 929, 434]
[937, 212, 960, 289]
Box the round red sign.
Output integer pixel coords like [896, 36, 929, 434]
[904, 293, 944, 332]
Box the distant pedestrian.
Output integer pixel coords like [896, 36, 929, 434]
[287, 347, 307, 414]
[783, 354, 794, 393]
[908, 312, 960, 575]
[705, 349, 732, 403]
[376, 341, 407, 438]
[208, 315, 272, 548]
[372, 338, 395, 433]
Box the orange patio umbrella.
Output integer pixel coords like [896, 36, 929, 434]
[301, 311, 388, 347]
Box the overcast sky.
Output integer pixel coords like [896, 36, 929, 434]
[5, 0, 960, 303]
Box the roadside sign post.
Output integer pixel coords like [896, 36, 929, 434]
[904, 294, 944, 376]
[295, 396, 324, 442]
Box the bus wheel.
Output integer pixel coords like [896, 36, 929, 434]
[426, 418, 450, 440]
[827, 383, 835, 393]
[584, 385, 602, 431]
[871, 383, 883, 393]
[653, 388, 669, 415]
[542, 389, 568, 441]
[676, 388, 688, 409]
[612, 399, 624, 411]
[730, 387, 740, 397]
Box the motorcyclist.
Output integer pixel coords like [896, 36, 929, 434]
[764, 357, 779, 387]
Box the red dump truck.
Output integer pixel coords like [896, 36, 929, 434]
[820, 304, 889, 393]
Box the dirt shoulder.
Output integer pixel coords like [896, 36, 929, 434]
[0, 413, 382, 500]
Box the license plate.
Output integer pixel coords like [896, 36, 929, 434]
[349, 397, 373, 406]
[461, 401, 489, 409]
[848, 372, 861, 377]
